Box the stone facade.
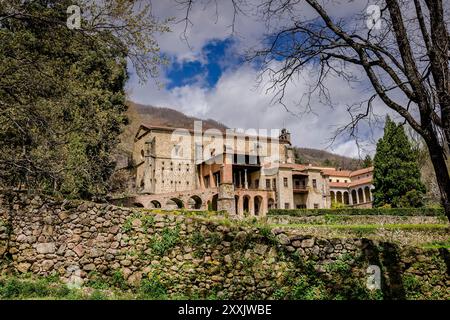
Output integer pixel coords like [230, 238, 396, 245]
[325, 167, 374, 207]
[0, 193, 448, 299]
[131, 125, 374, 216]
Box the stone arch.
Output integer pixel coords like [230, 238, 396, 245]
[150, 200, 161, 208]
[133, 202, 144, 208]
[336, 191, 343, 203]
[358, 188, 364, 203]
[268, 198, 275, 210]
[330, 191, 336, 203]
[351, 189, 357, 204]
[187, 195, 202, 209]
[364, 186, 371, 202]
[243, 195, 250, 214]
[166, 198, 184, 209]
[343, 191, 349, 205]
[254, 195, 263, 216]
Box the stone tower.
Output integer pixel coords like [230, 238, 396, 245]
[279, 128, 294, 164]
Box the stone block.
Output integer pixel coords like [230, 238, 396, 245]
[35, 242, 55, 254]
[301, 238, 314, 248]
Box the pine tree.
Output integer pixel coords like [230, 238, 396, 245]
[373, 116, 426, 207]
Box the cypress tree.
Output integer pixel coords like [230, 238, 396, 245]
[373, 116, 426, 207]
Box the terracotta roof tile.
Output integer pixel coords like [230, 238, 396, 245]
[349, 177, 373, 187]
[350, 166, 374, 177]
[321, 169, 352, 177]
[329, 182, 351, 188]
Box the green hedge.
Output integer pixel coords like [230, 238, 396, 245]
[268, 208, 445, 217]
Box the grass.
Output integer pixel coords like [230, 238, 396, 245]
[270, 223, 448, 231]
[0, 274, 80, 300]
[0, 273, 169, 300]
[141, 208, 225, 218]
[269, 207, 445, 217]
[421, 239, 450, 249]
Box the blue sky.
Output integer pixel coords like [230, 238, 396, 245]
[165, 38, 242, 89]
[127, 0, 394, 158]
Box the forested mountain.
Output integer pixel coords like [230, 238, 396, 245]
[117, 102, 361, 171]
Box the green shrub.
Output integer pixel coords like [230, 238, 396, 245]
[258, 225, 278, 245]
[290, 276, 328, 300]
[151, 226, 180, 256]
[331, 200, 346, 209]
[258, 225, 272, 238]
[121, 218, 133, 233]
[110, 270, 128, 290]
[0, 278, 22, 298]
[323, 214, 350, 224]
[190, 231, 205, 247]
[141, 215, 155, 232]
[0, 276, 72, 299]
[272, 288, 287, 299]
[398, 190, 425, 208]
[53, 284, 71, 298]
[403, 275, 423, 299]
[325, 260, 351, 274]
[207, 232, 223, 246]
[87, 272, 109, 290]
[89, 289, 107, 300]
[268, 207, 444, 217]
[139, 275, 167, 299]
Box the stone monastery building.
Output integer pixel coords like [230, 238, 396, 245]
[132, 124, 374, 216]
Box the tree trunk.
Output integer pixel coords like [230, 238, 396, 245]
[426, 137, 450, 220]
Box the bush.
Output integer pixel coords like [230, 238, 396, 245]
[89, 289, 107, 300]
[331, 200, 346, 209]
[0, 276, 71, 299]
[398, 190, 425, 208]
[110, 270, 128, 290]
[268, 207, 444, 217]
[139, 275, 167, 299]
[151, 226, 180, 256]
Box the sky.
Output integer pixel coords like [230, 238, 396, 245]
[126, 0, 396, 159]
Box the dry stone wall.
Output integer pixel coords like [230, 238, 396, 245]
[0, 192, 448, 299]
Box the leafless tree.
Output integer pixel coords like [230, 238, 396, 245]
[181, 0, 450, 219]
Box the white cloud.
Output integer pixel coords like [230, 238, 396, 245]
[151, 0, 264, 62]
[126, 0, 403, 159]
[150, 0, 369, 62]
[128, 59, 393, 159]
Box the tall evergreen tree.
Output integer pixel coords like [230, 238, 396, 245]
[0, 0, 169, 199]
[373, 116, 426, 208]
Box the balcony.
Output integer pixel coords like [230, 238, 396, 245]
[293, 186, 308, 193]
[293, 176, 308, 193]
